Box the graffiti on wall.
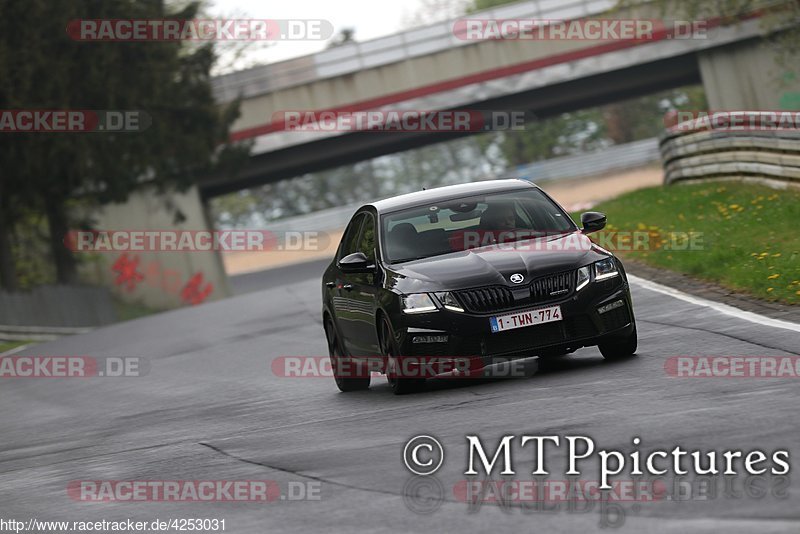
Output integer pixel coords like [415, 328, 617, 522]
[111, 253, 214, 305]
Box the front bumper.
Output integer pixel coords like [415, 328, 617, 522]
[396, 275, 634, 368]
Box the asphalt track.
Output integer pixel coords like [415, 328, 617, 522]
[2, 261, 799, 533]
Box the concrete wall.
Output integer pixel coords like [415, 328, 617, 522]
[698, 37, 800, 110]
[79, 185, 231, 310]
[0, 285, 117, 328]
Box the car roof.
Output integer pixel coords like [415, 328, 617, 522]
[369, 179, 537, 213]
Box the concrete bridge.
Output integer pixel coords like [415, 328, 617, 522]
[200, 0, 799, 197]
[86, 0, 799, 309]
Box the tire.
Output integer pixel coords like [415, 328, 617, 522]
[326, 319, 370, 392]
[598, 324, 638, 360]
[381, 317, 425, 395]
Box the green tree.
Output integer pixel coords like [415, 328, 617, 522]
[465, 0, 519, 13]
[0, 0, 245, 286]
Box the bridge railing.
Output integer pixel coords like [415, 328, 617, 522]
[211, 0, 616, 103]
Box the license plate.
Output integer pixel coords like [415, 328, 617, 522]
[490, 305, 562, 333]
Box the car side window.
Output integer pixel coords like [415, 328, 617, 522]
[339, 214, 365, 260]
[358, 213, 376, 262]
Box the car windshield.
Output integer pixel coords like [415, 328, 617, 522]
[381, 188, 576, 263]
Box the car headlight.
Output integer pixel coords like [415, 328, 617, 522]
[576, 265, 591, 291]
[434, 292, 464, 312]
[402, 293, 438, 314]
[594, 257, 619, 281]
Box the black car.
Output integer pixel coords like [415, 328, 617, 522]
[321, 179, 637, 394]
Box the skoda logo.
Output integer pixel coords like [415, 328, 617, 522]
[509, 273, 525, 284]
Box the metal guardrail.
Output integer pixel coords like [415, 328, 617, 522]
[500, 137, 660, 182]
[0, 325, 94, 342]
[0, 285, 117, 330]
[211, 0, 616, 103]
[660, 126, 800, 185]
[261, 137, 661, 234]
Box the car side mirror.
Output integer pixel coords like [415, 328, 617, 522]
[338, 252, 375, 273]
[581, 211, 607, 234]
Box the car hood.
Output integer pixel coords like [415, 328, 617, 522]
[386, 232, 607, 293]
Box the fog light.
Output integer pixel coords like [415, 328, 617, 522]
[597, 300, 624, 315]
[412, 335, 449, 344]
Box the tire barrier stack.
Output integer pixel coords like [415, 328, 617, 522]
[660, 113, 800, 186]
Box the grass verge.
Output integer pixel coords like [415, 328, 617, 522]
[576, 182, 800, 305]
[112, 298, 163, 322]
[0, 340, 31, 354]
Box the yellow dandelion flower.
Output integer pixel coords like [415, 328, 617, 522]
[767, 274, 780, 279]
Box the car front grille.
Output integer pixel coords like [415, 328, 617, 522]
[529, 270, 573, 303]
[456, 271, 574, 313]
[456, 286, 514, 313]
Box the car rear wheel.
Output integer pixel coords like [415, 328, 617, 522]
[598, 324, 638, 360]
[381, 317, 425, 395]
[326, 319, 370, 392]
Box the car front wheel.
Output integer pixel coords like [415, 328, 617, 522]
[598, 323, 638, 360]
[326, 319, 370, 392]
[381, 317, 425, 395]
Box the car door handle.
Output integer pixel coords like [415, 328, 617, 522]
[325, 282, 335, 288]
[343, 284, 353, 291]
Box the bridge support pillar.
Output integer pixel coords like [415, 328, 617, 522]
[79, 185, 232, 310]
[698, 38, 800, 110]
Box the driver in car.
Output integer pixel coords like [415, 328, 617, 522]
[449, 201, 520, 251]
